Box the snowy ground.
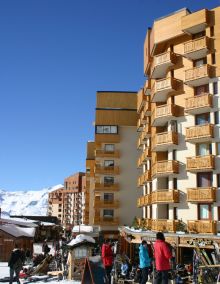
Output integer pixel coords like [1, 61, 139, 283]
[0, 263, 80, 283]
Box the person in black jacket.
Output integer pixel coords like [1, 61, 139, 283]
[8, 244, 23, 284]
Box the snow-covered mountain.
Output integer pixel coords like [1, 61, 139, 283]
[0, 184, 63, 216]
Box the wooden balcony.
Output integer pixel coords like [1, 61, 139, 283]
[185, 93, 212, 114]
[181, 9, 211, 34]
[95, 165, 120, 175]
[137, 195, 151, 207]
[184, 36, 211, 60]
[151, 219, 179, 233]
[185, 64, 214, 87]
[137, 171, 152, 187]
[185, 124, 214, 143]
[93, 217, 119, 226]
[137, 148, 151, 167]
[187, 220, 217, 234]
[186, 155, 215, 172]
[152, 160, 179, 177]
[144, 79, 151, 96]
[95, 149, 120, 158]
[152, 131, 178, 151]
[151, 77, 179, 103]
[94, 200, 120, 208]
[94, 183, 119, 192]
[187, 187, 216, 202]
[137, 138, 143, 149]
[151, 51, 176, 79]
[137, 88, 151, 114]
[151, 190, 179, 204]
[151, 104, 180, 127]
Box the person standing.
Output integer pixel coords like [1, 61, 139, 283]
[101, 239, 113, 283]
[139, 240, 151, 284]
[154, 232, 172, 284]
[8, 244, 23, 284]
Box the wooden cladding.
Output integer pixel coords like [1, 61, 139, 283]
[94, 183, 120, 192]
[93, 217, 119, 226]
[137, 89, 151, 114]
[184, 65, 214, 86]
[94, 200, 120, 208]
[95, 149, 120, 158]
[137, 171, 152, 186]
[187, 187, 216, 202]
[152, 131, 178, 150]
[185, 93, 212, 113]
[151, 219, 179, 232]
[95, 134, 120, 143]
[95, 165, 120, 175]
[151, 104, 180, 126]
[185, 124, 214, 142]
[186, 155, 215, 171]
[137, 147, 151, 167]
[184, 37, 211, 60]
[187, 220, 216, 234]
[137, 190, 179, 207]
[152, 160, 179, 177]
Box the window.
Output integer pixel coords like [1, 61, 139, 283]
[210, 26, 214, 37]
[103, 209, 114, 218]
[104, 160, 114, 167]
[95, 125, 118, 134]
[193, 31, 205, 39]
[195, 85, 209, 96]
[104, 176, 114, 185]
[198, 204, 212, 220]
[213, 82, 218, 95]
[215, 111, 220, 124]
[172, 150, 177, 160]
[217, 174, 220, 187]
[195, 113, 210, 125]
[196, 143, 212, 156]
[216, 143, 220, 155]
[105, 144, 115, 152]
[212, 53, 216, 64]
[170, 120, 177, 132]
[173, 178, 177, 189]
[104, 193, 114, 203]
[218, 207, 220, 221]
[174, 207, 178, 220]
[197, 172, 212, 187]
[194, 58, 207, 67]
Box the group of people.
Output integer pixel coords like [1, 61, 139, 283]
[101, 232, 173, 284]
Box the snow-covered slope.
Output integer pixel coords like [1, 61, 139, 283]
[0, 185, 63, 216]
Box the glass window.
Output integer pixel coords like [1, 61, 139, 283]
[103, 209, 114, 218]
[111, 126, 117, 133]
[194, 58, 206, 67]
[197, 143, 211, 156]
[104, 176, 114, 185]
[104, 160, 114, 167]
[195, 85, 209, 96]
[96, 126, 103, 133]
[213, 82, 218, 95]
[173, 178, 177, 189]
[95, 125, 118, 134]
[199, 204, 211, 220]
[215, 111, 219, 124]
[212, 53, 216, 64]
[195, 113, 210, 125]
[217, 174, 220, 188]
[216, 143, 220, 155]
[103, 126, 111, 133]
[104, 193, 114, 202]
[105, 144, 114, 152]
[197, 172, 212, 187]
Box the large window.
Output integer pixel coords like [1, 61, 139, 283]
[198, 204, 212, 220]
[103, 209, 114, 218]
[197, 172, 212, 187]
[195, 113, 210, 125]
[196, 143, 212, 156]
[104, 176, 114, 185]
[95, 125, 118, 134]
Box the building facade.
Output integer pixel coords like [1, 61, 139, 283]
[136, 6, 220, 235]
[85, 91, 140, 238]
[48, 172, 86, 227]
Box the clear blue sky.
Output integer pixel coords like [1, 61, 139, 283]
[0, 0, 219, 191]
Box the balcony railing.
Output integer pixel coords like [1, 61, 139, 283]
[94, 183, 119, 192]
[188, 220, 217, 234]
[187, 187, 216, 202]
[185, 93, 212, 114]
[185, 64, 214, 87]
[152, 132, 178, 151]
[151, 104, 180, 127]
[186, 155, 215, 171]
[95, 165, 120, 175]
[151, 190, 179, 204]
[95, 149, 120, 158]
[184, 36, 211, 60]
[152, 160, 179, 177]
[137, 89, 146, 113]
[185, 124, 214, 142]
[137, 171, 152, 187]
[94, 200, 120, 208]
[137, 195, 151, 207]
[151, 77, 179, 102]
[93, 217, 119, 226]
[151, 51, 176, 79]
[137, 147, 151, 167]
[151, 219, 179, 232]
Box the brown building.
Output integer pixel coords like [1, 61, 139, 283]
[48, 172, 85, 227]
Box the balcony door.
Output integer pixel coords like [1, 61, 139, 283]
[195, 113, 210, 125]
[196, 143, 212, 156]
[197, 172, 212, 187]
[198, 204, 212, 220]
[195, 84, 209, 96]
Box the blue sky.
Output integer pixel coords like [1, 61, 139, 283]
[0, 0, 219, 191]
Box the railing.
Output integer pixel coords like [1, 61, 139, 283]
[152, 132, 178, 148]
[151, 219, 179, 232]
[185, 64, 213, 82]
[151, 190, 179, 203]
[94, 200, 120, 208]
[152, 160, 179, 177]
[185, 93, 212, 112]
[184, 36, 210, 55]
[187, 187, 216, 202]
[152, 77, 178, 94]
[94, 183, 119, 191]
[137, 89, 146, 113]
[185, 124, 214, 141]
[95, 149, 120, 158]
[95, 165, 120, 175]
[154, 51, 175, 66]
[137, 148, 151, 167]
[186, 155, 215, 171]
[187, 220, 217, 234]
[152, 104, 179, 123]
[94, 217, 120, 225]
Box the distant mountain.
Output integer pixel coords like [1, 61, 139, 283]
[0, 185, 63, 216]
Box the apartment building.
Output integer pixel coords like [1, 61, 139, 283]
[120, 6, 220, 260]
[48, 172, 85, 227]
[86, 91, 140, 239]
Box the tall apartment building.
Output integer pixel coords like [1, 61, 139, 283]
[86, 91, 140, 239]
[136, 6, 220, 235]
[48, 172, 86, 228]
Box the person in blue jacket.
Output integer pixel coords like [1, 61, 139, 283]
[139, 240, 151, 284]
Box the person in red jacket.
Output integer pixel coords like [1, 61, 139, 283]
[101, 239, 113, 283]
[154, 232, 172, 284]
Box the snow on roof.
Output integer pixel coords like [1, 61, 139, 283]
[72, 225, 94, 233]
[0, 224, 36, 238]
[0, 217, 38, 227]
[67, 234, 95, 246]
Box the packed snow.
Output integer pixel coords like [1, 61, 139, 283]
[0, 185, 63, 216]
[67, 234, 95, 246]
